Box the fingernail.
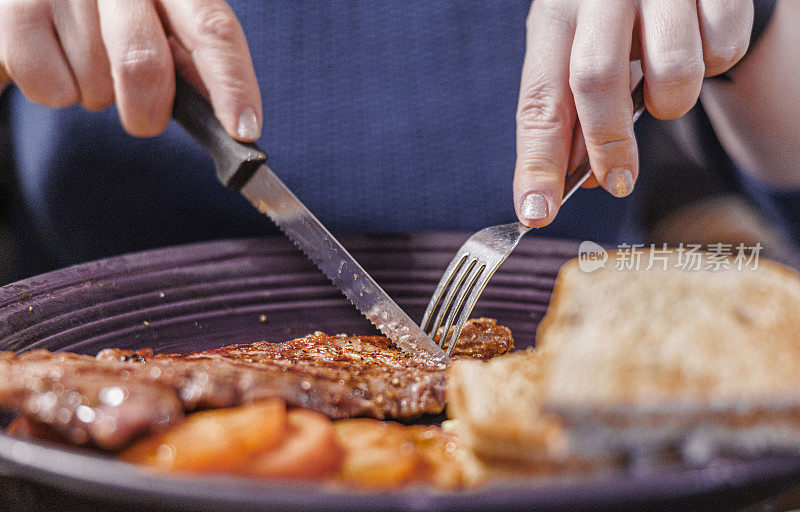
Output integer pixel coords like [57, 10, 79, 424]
[236, 108, 260, 140]
[520, 192, 549, 220]
[604, 168, 635, 198]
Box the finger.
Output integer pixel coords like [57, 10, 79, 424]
[0, 64, 11, 91]
[697, 0, 753, 77]
[639, 0, 705, 120]
[168, 37, 209, 98]
[50, 0, 114, 111]
[569, 0, 638, 198]
[0, 0, 79, 107]
[566, 123, 600, 189]
[513, 0, 578, 228]
[97, 0, 174, 137]
[158, 0, 262, 141]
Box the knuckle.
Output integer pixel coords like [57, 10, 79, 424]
[214, 69, 250, 97]
[2, 58, 78, 108]
[569, 57, 620, 95]
[583, 128, 633, 152]
[704, 42, 748, 74]
[517, 156, 563, 180]
[81, 86, 115, 111]
[516, 82, 569, 132]
[646, 51, 705, 88]
[1, 53, 21, 81]
[529, 0, 572, 27]
[115, 47, 171, 86]
[4, 0, 47, 26]
[22, 77, 78, 107]
[193, 4, 240, 42]
[120, 104, 171, 137]
[525, 0, 575, 30]
[82, 98, 113, 112]
[2, 52, 29, 84]
[48, 85, 80, 108]
[645, 95, 693, 120]
[698, 0, 752, 75]
[701, 1, 753, 36]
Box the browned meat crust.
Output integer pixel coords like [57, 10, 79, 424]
[0, 318, 512, 450]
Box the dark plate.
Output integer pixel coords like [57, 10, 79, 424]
[0, 235, 798, 512]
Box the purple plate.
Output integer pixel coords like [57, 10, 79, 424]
[0, 235, 798, 511]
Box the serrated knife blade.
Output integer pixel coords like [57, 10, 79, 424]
[239, 164, 449, 365]
[170, 74, 446, 364]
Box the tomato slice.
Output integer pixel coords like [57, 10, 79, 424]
[121, 400, 287, 473]
[247, 409, 341, 480]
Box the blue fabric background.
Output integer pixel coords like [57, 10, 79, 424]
[7, 0, 789, 274]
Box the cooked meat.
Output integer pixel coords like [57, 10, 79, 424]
[438, 317, 515, 361]
[1, 318, 512, 450]
[8, 414, 77, 447]
[0, 350, 184, 450]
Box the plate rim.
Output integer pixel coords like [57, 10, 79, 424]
[0, 235, 798, 511]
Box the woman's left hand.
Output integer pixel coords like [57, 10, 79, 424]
[514, 0, 754, 227]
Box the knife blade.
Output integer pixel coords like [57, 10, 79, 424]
[239, 164, 449, 364]
[171, 74, 448, 364]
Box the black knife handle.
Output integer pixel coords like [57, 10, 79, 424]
[172, 74, 267, 191]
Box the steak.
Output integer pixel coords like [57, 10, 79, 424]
[0, 318, 512, 450]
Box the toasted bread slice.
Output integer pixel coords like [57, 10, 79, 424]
[441, 417, 610, 487]
[447, 350, 566, 465]
[446, 350, 618, 484]
[538, 250, 800, 460]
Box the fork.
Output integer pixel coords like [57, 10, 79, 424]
[421, 78, 647, 357]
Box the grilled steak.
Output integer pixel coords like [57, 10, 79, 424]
[0, 318, 512, 450]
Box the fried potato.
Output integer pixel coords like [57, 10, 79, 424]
[248, 409, 341, 480]
[120, 400, 287, 473]
[333, 419, 467, 489]
[333, 419, 420, 488]
[405, 425, 463, 489]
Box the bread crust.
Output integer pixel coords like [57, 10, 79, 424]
[446, 350, 620, 481]
[537, 250, 800, 460]
[447, 350, 565, 464]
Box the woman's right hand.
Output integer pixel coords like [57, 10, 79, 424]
[0, 0, 262, 141]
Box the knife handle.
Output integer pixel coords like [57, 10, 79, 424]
[172, 74, 267, 191]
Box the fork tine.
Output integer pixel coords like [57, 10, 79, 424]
[424, 78, 647, 359]
[421, 252, 468, 333]
[445, 268, 493, 358]
[439, 263, 485, 353]
[426, 255, 471, 341]
[429, 258, 476, 345]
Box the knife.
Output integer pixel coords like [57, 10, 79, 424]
[172, 75, 448, 364]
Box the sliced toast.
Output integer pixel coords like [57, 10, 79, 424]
[537, 250, 800, 460]
[447, 349, 566, 465]
[446, 349, 619, 483]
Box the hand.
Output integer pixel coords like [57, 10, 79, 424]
[514, 0, 753, 227]
[0, 0, 261, 141]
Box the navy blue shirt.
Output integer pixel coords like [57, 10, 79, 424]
[1, 1, 795, 279]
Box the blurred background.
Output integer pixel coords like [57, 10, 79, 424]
[1, 90, 795, 287]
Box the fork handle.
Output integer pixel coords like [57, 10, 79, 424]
[561, 76, 646, 203]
